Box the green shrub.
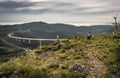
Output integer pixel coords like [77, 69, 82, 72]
[48, 63, 59, 69]
[74, 55, 82, 59]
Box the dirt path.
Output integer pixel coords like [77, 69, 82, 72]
[86, 44, 106, 78]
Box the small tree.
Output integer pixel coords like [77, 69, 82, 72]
[113, 14, 119, 34]
[56, 34, 59, 43]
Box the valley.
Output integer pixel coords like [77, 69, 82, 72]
[0, 22, 119, 78]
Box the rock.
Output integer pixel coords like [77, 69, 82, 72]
[9, 71, 23, 78]
[13, 70, 18, 74]
[70, 63, 84, 72]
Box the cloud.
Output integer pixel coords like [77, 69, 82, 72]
[0, 0, 120, 15]
[0, 1, 35, 11]
[0, 0, 76, 15]
[0, 0, 120, 25]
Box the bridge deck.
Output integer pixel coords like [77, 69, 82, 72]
[8, 33, 66, 41]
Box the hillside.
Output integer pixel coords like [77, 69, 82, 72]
[0, 39, 25, 62]
[14, 22, 114, 38]
[0, 22, 114, 39]
[0, 22, 115, 57]
[0, 22, 115, 64]
[0, 29, 120, 78]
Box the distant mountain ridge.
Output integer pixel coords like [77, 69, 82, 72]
[0, 21, 115, 38]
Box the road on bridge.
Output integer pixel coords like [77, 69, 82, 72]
[8, 33, 66, 41]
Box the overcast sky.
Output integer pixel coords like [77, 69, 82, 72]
[0, 0, 120, 26]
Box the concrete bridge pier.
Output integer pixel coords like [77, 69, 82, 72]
[28, 40, 31, 44]
[39, 40, 42, 48]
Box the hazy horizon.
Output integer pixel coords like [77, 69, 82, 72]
[0, 21, 113, 26]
